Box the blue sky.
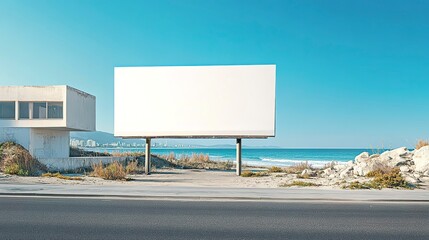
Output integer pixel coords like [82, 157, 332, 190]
[0, 0, 428, 148]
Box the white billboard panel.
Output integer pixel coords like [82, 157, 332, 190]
[114, 65, 276, 138]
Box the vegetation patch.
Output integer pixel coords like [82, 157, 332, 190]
[125, 160, 139, 174]
[91, 161, 127, 180]
[283, 162, 313, 174]
[343, 168, 414, 189]
[159, 152, 233, 170]
[42, 172, 83, 181]
[241, 171, 269, 177]
[280, 181, 320, 187]
[296, 173, 311, 179]
[268, 166, 283, 173]
[70, 147, 111, 157]
[0, 142, 46, 176]
[416, 140, 429, 150]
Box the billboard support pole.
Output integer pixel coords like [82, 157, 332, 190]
[145, 138, 151, 175]
[236, 138, 242, 176]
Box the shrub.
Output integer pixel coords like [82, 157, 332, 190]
[241, 171, 269, 177]
[42, 172, 83, 181]
[163, 153, 232, 170]
[297, 173, 311, 179]
[280, 181, 320, 187]
[416, 140, 429, 150]
[284, 161, 313, 174]
[165, 152, 176, 161]
[125, 160, 138, 174]
[366, 164, 394, 178]
[91, 161, 127, 180]
[343, 181, 371, 189]
[344, 168, 413, 189]
[268, 166, 283, 173]
[0, 142, 46, 176]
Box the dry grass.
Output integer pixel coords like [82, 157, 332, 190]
[322, 161, 337, 169]
[280, 181, 320, 187]
[42, 172, 83, 181]
[416, 140, 429, 150]
[0, 142, 46, 176]
[284, 161, 313, 174]
[296, 173, 311, 179]
[268, 166, 283, 173]
[241, 171, 269, 177]
[111, 152, 145, 157]
[160, 153, 233, 170]
[125, 160, 139, 174]
[91, 161, 127, 180]
[344, 168, 413, 189]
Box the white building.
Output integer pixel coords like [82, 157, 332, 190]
[86, 139, 96, 148]
[0, 86, 96, 159]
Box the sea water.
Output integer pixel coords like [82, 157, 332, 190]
[86, 148, 382, 167]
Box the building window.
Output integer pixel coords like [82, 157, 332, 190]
[47, 102, 63, 119]
[33, 102, 47, 119]
[0, 102, 15, 119]
[19, 102, 30, 119]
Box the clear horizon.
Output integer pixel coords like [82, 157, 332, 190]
[1, 0, 428, 148]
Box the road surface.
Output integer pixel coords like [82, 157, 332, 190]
[0, 197, 427, 240]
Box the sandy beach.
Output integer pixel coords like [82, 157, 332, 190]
[2, 168, 428, 190]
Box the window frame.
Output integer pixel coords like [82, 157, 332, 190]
[18, 101, 30, 120]
[47, 102, 63, 119]
[0, 101, 16, 120]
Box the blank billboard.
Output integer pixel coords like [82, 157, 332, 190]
[114, 65, 276, 138]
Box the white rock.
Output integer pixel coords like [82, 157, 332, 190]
[339, 166, 353, 179]
[328, 174, 336, 179]
[379, 147, 412, 167]
[405, 175, 419, 184]
[413, 173, 421, 179]
[353, 166, 364, 176]
[423, 170, 429, 176]
[413, 146, 429, 173]
[399, 165, 410, 173]
[301, 169, 315, 176]
[334, 164, 346, 171]
[354, 152, 369, 164]
[323, 168, 334, 175]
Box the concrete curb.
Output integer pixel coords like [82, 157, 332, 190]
[1, 192, 429, 203]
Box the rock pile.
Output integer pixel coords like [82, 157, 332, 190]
[321, 146, 429, 184]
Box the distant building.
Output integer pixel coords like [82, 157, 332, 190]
[86, 139, 96, 148]
[0, 86, 96, 159]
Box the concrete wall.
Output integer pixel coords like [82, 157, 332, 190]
[29, 129, 70, 159]
[0, 127, 70, 159]
[38, 157, 128, 172]
[66, 86, 96, 131]
[0, 127, 31, 150]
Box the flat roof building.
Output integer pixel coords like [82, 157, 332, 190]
[0, 86, 96, 159]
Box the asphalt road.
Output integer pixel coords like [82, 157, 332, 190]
[0, 197, 428, 240]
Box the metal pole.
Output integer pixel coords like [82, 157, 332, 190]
[145, 138, 151, 175]
[236, 138, 242, 176]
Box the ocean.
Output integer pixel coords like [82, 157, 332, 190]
[86, 148, 383, 168]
